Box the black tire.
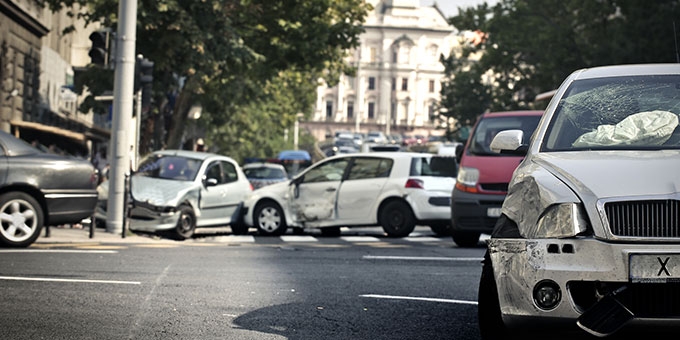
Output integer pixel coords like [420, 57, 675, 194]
[254, 201, 287, 236]
[320, 226, 341, 237]
[174, 205, 196, 240]
[451, 230, 481, 247]
[429, 224, 450, 236]
[0, 192, 44, 248]
[379, 200, 415, 237]
[478, 251, 514, 340]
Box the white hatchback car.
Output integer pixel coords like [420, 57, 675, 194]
[479, 64, 680, 339]
[242, 152, 457, 237]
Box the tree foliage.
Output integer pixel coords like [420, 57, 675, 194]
[440, 0, 680, 129]
[40, 0, 370, 159]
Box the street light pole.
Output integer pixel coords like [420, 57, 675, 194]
[106, 0, 137, 235]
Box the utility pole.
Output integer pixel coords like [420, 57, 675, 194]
[106, 0, 137, 234]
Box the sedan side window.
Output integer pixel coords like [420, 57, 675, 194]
[205, 162, 224, 184]
[222, 161, 238, 183]
[303, 159, 349, 183]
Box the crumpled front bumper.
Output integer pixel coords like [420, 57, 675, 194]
[127, 204, 180, 232]
[489, 238, 680, 330]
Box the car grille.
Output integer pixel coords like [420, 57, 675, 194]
[604, 199, 680, 238]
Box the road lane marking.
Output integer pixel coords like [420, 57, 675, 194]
[360, 294, 478, 305]
[0, 249, 118, 254]
[281, 235, 318, 242]
[0, 276, 140, 285]
[404, 236, 443, 242]
[363, 255, 483, 261]
[341, 236, 381, 242]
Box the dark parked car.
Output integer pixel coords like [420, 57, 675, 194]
[0, 130, 98, 247]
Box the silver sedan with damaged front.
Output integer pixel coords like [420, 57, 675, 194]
[478, 63, 680, 340]
[127, 150, 252, 240]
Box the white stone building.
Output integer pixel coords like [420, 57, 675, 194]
[311, 0, 458, 140]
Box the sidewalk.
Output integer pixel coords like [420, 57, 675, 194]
[35, 225, 170, 244]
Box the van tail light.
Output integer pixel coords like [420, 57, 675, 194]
[405, 179, 424, 189]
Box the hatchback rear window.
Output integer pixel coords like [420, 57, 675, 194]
[410, 156, 458, 178]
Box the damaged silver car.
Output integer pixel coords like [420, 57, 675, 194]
[127, 150, 252, 239]
[479, 64, 680, 339]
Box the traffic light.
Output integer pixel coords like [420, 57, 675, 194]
[88, 31, 109, 66]
[134, 57, 154, 92]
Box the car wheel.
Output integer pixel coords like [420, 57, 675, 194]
[451, 230, 480, 247]
[379, 200, 415, 237]
[174, 205, 196, 240]
[254, 201, 287, 236]
[479, 250, 525, 339]
[0, 192, 44, 248]
[320, 226, 341, 237]
[429, 224, 450, 236]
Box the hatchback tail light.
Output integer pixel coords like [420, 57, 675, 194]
[405, 179, 424, 189]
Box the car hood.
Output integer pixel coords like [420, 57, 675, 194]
[130, 175, 199, 206]
[534, 151, 680, 199]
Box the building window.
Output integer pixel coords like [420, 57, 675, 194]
[429, 80, 435, 93]
[392, 48, 398, 63]
[369, 47, 377, 62]
[326, 100, 333, 118]
[368, 102, 375, 119]
[368, 77, 376, 90]
[347, 76, 355, 90]
[347, 101, 354, 119]
[401, 78, 408, 91]
[390, 102, 396, 123]
[391, 78, 396, 91]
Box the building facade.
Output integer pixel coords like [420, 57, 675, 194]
[310, 0, 458, 140]
[0, 0, 108, 158]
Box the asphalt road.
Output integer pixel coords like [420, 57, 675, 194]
[0, 228, 487, 340]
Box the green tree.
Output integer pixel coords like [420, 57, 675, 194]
[440, 0, 680, 125]
[41, 0, 370, 156]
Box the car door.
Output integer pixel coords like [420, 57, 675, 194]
[199, 160, 243, 226]
[335, 157, 392, 224]
[288, 157, 350, 224]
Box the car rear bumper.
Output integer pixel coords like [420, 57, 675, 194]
[450, 189, 505, 233]
[406, 190, 451, 222]
[489, 238, 680, 330]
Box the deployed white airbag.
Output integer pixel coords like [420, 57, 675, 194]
[573, 110, 678, 147]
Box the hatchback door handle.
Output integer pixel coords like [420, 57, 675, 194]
[326, 187, 337, 192]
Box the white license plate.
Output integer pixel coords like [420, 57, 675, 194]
[487, 207, 502, 218]
[629, 254, 680, 283]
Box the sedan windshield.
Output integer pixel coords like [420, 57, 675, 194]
[136, 155, 202, 181]
[543, 75, 680, 151]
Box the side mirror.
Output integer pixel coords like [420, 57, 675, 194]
[204, 178, 219, 187]
[455, 143, 464, 160]
[490, 130, 527, 155]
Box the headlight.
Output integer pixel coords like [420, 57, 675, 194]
[455, 167, 480, 193]
[529, 203, 590, 238]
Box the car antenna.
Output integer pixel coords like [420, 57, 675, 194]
[675, 21, 680, 63]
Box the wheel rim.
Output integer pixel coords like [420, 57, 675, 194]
[258, 206, 281, 232]
[387, 210, 405, 230]
[178, 212, 194, 233]
[0, 199, 38, 243]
